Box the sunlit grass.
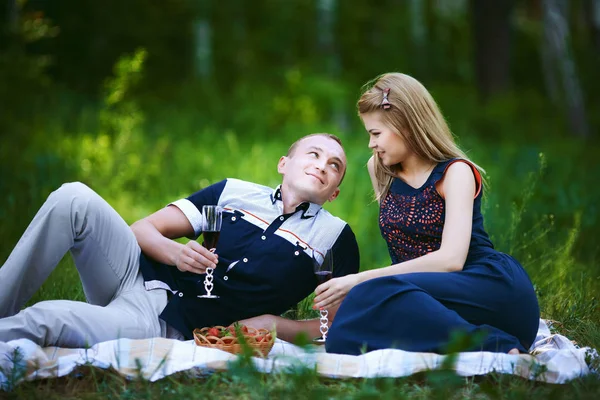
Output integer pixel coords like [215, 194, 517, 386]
[0, 56, 599, 396]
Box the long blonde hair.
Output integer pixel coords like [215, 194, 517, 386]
[357, 73, 484, 201]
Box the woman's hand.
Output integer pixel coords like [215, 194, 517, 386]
[313, 273, 362, 310]
[174, 240, 218, 274]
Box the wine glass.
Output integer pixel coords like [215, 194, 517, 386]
[312, 248, 333, 343]
[198, 205, 222, 299]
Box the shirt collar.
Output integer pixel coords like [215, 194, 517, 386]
[270, 185, 283, 204]
[270, 185, 322, 218]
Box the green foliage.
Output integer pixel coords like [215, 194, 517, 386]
[0, 347, 26, 392]
[1, 45, 600, 398]
[0, 3, 57, 136]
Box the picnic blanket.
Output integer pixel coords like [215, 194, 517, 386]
[0, 319, 596, 389]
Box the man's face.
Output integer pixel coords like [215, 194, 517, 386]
[278, 136, 347, 205]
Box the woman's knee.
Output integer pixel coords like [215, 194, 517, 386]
[325, 322, 357, 355]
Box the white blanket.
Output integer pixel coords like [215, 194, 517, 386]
[0, 319, 596, 389]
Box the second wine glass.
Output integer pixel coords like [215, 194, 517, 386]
[198, 205, 222, 299]
[312, 248, 333, 343]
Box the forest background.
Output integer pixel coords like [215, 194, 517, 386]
[0, 0, 599, 397]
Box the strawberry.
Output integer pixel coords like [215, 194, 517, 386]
[207, 327, 220, 337]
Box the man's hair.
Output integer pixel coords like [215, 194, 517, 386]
[286, 133, 346, 186]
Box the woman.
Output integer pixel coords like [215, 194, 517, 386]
[314, 73, 540, 355]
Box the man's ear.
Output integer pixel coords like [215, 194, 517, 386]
[277, 156, 288, 174]
[327, 188, 340, 203]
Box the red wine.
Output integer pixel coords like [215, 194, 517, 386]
[203, 231, 220, 250]
[315, 271, 332, 285]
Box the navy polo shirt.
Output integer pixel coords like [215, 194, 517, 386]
[139, 178, 360, 339]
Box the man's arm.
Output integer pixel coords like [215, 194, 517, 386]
[238, 304, 341, 343]
[130, 205, 218, 274]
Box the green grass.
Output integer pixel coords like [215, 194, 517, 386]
[1, 362, 600, 399]
[0, 60, 599, 397]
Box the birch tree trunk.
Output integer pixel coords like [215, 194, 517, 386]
[8, 0, 19, 31]
[193, 1, 212, 80]
[470, 0, 513, 101]
[409, 0, 427, 74]
[590, 0, 600, 53]
[194, 19, 212, 80]
[317, 0, 339, 76]
[542, 0, 589, 137]
[317, 0, 347, 132]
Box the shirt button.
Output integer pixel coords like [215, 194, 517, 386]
[224, 276, 229, 281]
[243, 258, 248, 263]
[279, 216, 284, 221]
[232, 216, 237, 221]
[294, 251, 300, 256]
[261, 235, 266, 240]
[178, 292, 183, 297]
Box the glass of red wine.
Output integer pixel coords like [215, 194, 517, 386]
[313, 248, 333, 343]
[198, 205, 222, 299]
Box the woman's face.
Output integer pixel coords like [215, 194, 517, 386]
[361, 112, 409, 166]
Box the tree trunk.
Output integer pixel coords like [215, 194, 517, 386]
[192, 0, 213, 81]
[590, 0, 600, 53]
[193, 19, 212, 80]
[542, 0, 589, 137]
[409, 0, 427, 76]
[317, 0, 348, 132]
[470, 0, 514, 102]
[317, 0, 339, 76]
[8, 0, 18, 30]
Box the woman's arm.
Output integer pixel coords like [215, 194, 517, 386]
[314, 161, 476, 309]
[130, 206, 218, 274]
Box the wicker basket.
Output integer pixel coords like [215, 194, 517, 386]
[193, 325, 276, 357]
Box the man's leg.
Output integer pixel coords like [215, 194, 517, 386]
[0, 182, 142, 317]
[0, 182, 168, 346]
[0, 275, 164, 346]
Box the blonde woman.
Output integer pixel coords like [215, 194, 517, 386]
[314, 73, 539, 355]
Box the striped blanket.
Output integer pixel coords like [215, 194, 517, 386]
[0, 319, 596, 388]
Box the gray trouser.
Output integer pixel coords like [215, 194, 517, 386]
[0, 182, 171, 347]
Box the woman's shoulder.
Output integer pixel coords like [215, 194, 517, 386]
[433, 158, 483, 199]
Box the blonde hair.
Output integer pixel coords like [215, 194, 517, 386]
[357, 73, 484, 201]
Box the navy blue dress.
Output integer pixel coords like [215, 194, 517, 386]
[326, 159, 540, 355]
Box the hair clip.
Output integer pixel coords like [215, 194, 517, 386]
[381, 88, 391, 110]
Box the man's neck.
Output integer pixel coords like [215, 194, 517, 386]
[279, 183, 315, 214]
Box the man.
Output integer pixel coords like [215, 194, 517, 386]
[0, 133, 359, 348]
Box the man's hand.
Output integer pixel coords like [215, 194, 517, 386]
[237, 314, 277, 331]
[313, 273, 361, 310]
[174, 240, 218, 274]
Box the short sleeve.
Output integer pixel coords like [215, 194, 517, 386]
[443, 159, 483, 198]
[331, 224, 360, 278]
[168, 179, 227, 238]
